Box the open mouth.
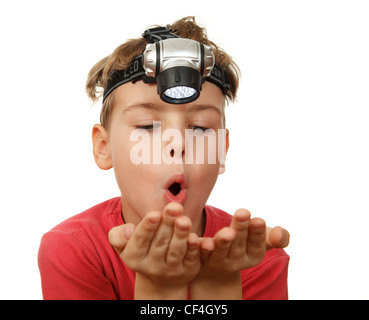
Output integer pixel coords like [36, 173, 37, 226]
[168, 182, 181, 196]
[164, 174, 188, 204]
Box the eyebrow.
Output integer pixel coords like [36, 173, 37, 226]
[122, 102, 222, 115]
[122, 102, 160, 114]
[189, 104, 222, 116]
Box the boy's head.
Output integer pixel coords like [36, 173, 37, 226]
[87, 17, 240, 234]
[86, 16, 239, 129]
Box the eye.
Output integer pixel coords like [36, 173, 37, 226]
[135, 122, 161, 132]
[190, 125, 210, 132]
[136, 124, 154, 131]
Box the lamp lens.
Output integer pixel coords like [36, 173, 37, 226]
[164, 86, 197, 100]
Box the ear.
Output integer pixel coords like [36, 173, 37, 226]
[92, 124, 113, 170]
[218, 129, 229, 175]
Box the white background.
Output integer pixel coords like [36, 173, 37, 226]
[1, 0, 368, 300]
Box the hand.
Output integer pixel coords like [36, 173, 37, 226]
[199, 209, 267, 277]
[198, 209, 290, 276]
[189, 209, 290, 300]
[108, 202, 201, 299]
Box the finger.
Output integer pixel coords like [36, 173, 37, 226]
[166, 215, 192, 265]
[210, 227, 236, 260]
[183, 233, 200, 267]
[246, 218, 266, 261]
[231, 209, 251, 231]
[199, 237, 215, 262]
[108, 223, 135, 254]
[266, 226, 290, 250]
[230, 209, 251, 247]
[123, 211, 162, 259]
[150, 202, 183, 258]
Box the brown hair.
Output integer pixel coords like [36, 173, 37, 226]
[86, 16, 240, 128]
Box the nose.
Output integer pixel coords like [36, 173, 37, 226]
[162, 128, 185, 164]
[170, 147, 184, 158]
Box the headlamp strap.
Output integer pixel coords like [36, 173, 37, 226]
[206, 64, 230, 94]
[142, 27, 179, 43]
[103, 27, 230, 101]
[103, 55, 156, 100]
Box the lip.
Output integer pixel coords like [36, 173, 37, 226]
[163, 173, 188, 205]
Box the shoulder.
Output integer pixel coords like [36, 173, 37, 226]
[38, 197, 130, 299]
[39, 197, 122, 261]
[203, 205, 233, 237]
[255, 248, 290, 270]
[241, 248, 290, 299]
[47, 197, 122, 236]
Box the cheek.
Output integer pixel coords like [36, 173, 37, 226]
[186, 130, 226, 166]
[189, 164, 219, 194]
[112, 141, 148, 188]
[110, 133, 164, 197]
[110, 132, 140, 189]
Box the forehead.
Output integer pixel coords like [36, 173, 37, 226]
[112, 80, 225, 115]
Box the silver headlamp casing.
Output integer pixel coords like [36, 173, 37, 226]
[143, 38, 215, 78]
[141, 38, 215, 103]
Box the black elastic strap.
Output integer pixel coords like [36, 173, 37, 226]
[103, 55, 151, 100]
[205, 64, 230, 94]
[103, 59, 229, 102]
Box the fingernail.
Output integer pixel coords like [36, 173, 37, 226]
[165, 203, 182, 217]
[188, 233, 199, 246]
[167, 208, 179, 217]
[236, 209, 251, 222]
[149, 213, 161, 224]
[176, 217, 190, 230]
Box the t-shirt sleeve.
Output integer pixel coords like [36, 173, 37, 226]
[241, 248, 290, 300]
[38, 230, 118, 300]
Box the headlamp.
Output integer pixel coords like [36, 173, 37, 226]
[103, 27, 230, 104]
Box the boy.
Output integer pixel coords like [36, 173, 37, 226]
[38, 17, 289, 300]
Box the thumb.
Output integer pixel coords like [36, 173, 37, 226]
[265, 226, 290, 251]
[108, 223, 135, 254]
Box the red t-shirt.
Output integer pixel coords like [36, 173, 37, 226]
[38, 197, 289, 300]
